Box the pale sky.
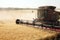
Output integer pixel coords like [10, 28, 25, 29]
[0, 0, 60, 8]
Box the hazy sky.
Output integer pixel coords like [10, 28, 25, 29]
[0, 0, 60, 8]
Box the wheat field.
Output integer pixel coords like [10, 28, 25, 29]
[0, 9, 60, 40]
[0, 23, 59, 40]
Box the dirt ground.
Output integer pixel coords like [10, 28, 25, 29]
[0, 23, 59, 40]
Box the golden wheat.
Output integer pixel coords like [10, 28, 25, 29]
[0, 23, 59, 40]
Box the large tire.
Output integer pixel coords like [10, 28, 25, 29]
[16, 19, 20, 24]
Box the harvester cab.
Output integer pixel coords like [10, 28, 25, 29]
[35, 6, 60, 28]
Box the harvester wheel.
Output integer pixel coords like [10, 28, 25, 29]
[16, 19, 20, 24]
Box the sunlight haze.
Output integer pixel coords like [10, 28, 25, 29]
[0, 0, 60, 8]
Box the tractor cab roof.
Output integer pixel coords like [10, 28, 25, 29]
[39, 6, 56, 10]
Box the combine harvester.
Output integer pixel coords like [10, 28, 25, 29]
[16, 6, 60, 32]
